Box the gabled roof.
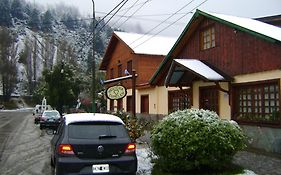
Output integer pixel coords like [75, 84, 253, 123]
[150, 9, 281, 85]
[100, 31, 176, 70]
[114, 31, 177, 55]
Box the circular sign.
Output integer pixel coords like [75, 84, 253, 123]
[106, 85, 127, 100]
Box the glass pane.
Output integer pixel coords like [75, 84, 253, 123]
[264, 87, 268, 92]
[265, 107, 269, 113]
[264, 94, 269, 99]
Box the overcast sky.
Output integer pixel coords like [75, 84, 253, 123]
[26, 0, 281, 37]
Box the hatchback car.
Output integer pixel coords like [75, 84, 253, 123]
[39, 110, 61, 130]
[50, 113, 137, 175]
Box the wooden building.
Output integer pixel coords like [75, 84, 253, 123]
[150, 10, 281, 153]
[100, 31, 176, 117]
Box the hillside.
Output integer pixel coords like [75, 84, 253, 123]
[0, 0, 113, 98]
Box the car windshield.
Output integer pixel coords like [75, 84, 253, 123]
[68, 122, 128, 139]
[44, 111, 59, 118]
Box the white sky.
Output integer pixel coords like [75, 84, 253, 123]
[26, 0, 281, 37]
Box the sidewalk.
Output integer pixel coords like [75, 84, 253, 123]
[233, 149, 281, 175]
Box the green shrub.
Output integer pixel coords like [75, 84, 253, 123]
[111, 110, 148, 141]
[151, 108, 246, 172]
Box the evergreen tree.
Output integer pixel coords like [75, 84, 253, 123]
[11, 0, 25, 20]
[0, 27, 18, 101]
[42, 10, 54, 33]
[0, 0, 12, 27]
[28, 7, 41, 31]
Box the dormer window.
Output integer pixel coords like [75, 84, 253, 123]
[200, 26, 215, 50]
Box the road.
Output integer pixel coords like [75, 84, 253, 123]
[0, 110, 152, 175]
[0, 110, 55, 175]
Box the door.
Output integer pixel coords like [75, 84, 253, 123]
[141, 95, 149, 114]
[199, 86, 219, 114]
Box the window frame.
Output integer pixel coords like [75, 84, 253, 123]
[168, 89, 192, 113]
[200, 25, 216, 50]
[232, 79, 281, 127]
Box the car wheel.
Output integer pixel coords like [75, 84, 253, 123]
[50, 157, 54, 167]
[53, 163, 59, 175]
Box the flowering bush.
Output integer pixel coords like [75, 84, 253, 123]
[151, 108, 246, 172]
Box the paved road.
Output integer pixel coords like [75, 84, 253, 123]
[0, 110, 152, 175]
[0, 110, 53, 175]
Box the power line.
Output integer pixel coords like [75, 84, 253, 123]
[116, 0, 151, 29]
[128, 0, 197, 46]
[111, 0, 142, 27]
[132, 0, 209, 50]
[98, 0, 130, 32]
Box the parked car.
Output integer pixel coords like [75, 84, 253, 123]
[33, 104, 53, 124]
[39, 110, 61, 130]
[50, 113, 137, 175]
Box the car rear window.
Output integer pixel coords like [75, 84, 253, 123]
[68, 122, 129, 139]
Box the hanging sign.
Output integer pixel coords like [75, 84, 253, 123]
[106, 85, 127, 100]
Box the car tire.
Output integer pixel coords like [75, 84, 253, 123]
[53, 163, 60, 175]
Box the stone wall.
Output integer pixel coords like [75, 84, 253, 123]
[240, 125, 281, 154]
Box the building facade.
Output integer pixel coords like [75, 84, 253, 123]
[150, 10, 281, 153]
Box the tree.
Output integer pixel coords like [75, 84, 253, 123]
[42, 63, 81, 114]
[11, 0, 25, 20]
[0, 27, 18, 101]
[42, 10, 54, 33]
[28, 7, 41, 31]
[0, 0, 12, 27]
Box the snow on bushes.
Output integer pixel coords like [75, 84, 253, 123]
[151, 108, 246, 172]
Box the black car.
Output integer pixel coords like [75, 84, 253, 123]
[50, 113, 137, 175]
[40, 110, 61, 130]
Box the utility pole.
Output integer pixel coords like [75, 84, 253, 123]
[91, 0, 96, 113]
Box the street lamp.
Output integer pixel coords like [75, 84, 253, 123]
[91, 0, 96, 113]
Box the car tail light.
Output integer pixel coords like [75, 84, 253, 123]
[125, 143, 136, 154]
[59, 144, 75, 155]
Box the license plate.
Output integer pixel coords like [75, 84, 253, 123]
[92, 164, 109, 173]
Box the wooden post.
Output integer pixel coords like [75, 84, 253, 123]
[132, 70, 136, 118]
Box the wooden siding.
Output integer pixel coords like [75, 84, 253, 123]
[105, 39, 164, 89]
[177, 18, 281, 76]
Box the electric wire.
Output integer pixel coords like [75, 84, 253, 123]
[110, 0, 141, 27]
[132, 0, 209, 50]
[116, 0, 151, 29]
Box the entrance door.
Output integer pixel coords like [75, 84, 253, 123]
[199, 86, 219, 114]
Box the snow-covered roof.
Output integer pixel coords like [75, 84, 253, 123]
[175, 59, 224, 80]
[114, 31, 177, 55]
[165, 59, 230, 86]
[64, 113, 124, 125]
[206, 11, 281, 42]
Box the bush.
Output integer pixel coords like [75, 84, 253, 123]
[111, 110, 148, 141]
[151, 108, 246, 172]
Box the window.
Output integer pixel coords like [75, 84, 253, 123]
[141, 95, 149, 113]
[110, 100, 114, 111]
[168, 89, 192, 113]
[232, 80, 280, 125]
[201, 26, 215, 50]
[199, 86, 219, 114]
[118, 64, 122, 77]
[68, 122, 128, 139]
[127, 60, 132, 74]
[117, 99, 123, 111]
[127, 96, 132, 112]
[110, 68, 114, 79]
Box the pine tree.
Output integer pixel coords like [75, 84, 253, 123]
[11, 0, 25, 20]
[28, 7, 41, 31]
[42, 10, 54, 33]
[0, 0, 12, 27]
